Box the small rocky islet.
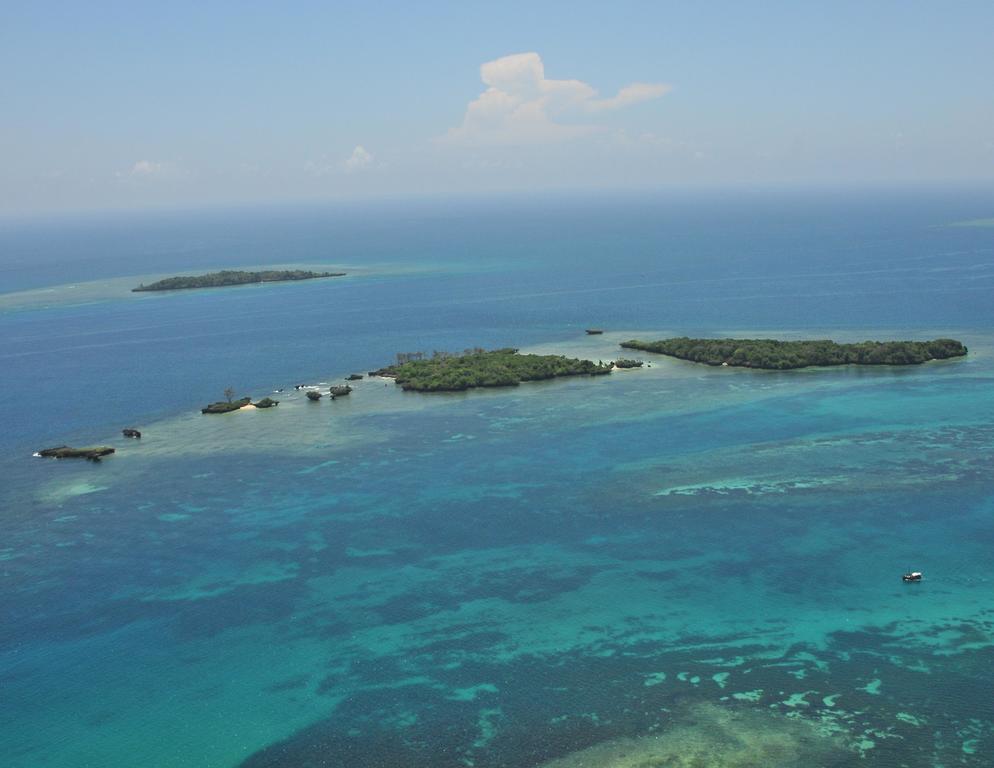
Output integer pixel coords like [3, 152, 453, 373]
[200, 397, 253, 414]
[302, 386, 352, 402]
[200, 396, 279, 413]
[36, 445, 115, 461]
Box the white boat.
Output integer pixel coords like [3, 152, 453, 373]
[902, 571, 922, 582]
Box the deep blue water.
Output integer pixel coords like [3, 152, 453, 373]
[2, 187, 994, 767]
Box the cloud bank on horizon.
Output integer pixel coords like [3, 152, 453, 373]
[445, 52, 670, 145]
[113, 53, 670, 197]
[5, 0, 992, 214]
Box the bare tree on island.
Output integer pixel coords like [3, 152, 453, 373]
[224, 387, 236, 403]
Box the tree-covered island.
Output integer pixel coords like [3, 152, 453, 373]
[371, 348, 613, 392]
[133, 269, 345, 292]
[620, 337, 968, 369]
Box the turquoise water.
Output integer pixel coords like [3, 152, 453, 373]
[2, 189, 994, 766]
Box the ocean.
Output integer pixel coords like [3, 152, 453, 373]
[2, 186, 994, 766]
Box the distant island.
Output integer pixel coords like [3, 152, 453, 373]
[620, 337, 968, 370]
[371, 348, 613, 392]
[133, 269, 345, 292]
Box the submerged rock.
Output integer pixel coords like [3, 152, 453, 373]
[346, 373, 364, 381]
[37, 445, 115, 461]
[536, 702, 849, 768]
[122, 428, 142, 438]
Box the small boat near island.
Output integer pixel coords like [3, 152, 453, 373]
[902, 571, 923, 582]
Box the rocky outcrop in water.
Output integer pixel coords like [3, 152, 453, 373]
[201, 397, 252, 414]
[37, 445, 115, 461]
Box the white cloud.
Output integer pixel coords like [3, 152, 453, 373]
[344, 145, 373, 171]
[444, 52, 670, 146]
[116, 160, 167, 179]
[116, 160, 191, 182]
[305, 145, 377, 178]
[304, 157, 335, 177]
[588, 82, 671, 112]
[131, 160, 164, 176]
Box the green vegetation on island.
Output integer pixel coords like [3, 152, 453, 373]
[202, 397, 252, 414]
[201, 395, 280, 412]
[201, 386, 280, 412]
[37, 445, 115, 461]
[613, 358, 644, 369]
[372, 348, 613, 392]
[620, 337, 968, 370]
[133, 269, 345, 292]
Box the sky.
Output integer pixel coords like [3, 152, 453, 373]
[2, 1, 993, 214]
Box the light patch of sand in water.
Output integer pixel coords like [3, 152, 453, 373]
[38, 480, 109, 503]
[536, 702, 849, 768]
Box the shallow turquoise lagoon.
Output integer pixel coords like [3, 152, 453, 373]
[3, 191, 994, 766]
